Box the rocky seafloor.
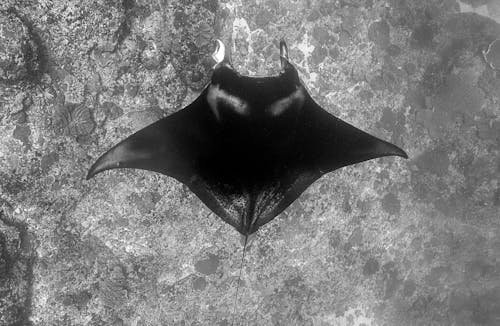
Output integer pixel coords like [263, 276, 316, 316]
[0, 0, 499, 325]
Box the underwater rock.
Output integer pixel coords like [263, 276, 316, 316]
[484, 39, 500, 69]
[0, 11, 40, 83]
[0, 216, 34, 326]
[368, 20, 391, 49]
[194, 254, 220, 275]
[53, 103, 95, 138]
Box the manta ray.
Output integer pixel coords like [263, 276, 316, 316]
[87, 39, 408, 238]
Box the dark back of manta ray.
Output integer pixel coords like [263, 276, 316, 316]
[87, 42, 408, 236]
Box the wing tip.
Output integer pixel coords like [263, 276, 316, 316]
[393, 146, 409, 159]
[86, 160, 103, 180]
[375, 140, 409, 160]
[86, 166, 97, 180]
[86, 153, 121, 180]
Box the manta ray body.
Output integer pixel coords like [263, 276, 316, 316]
[87, 40, 408, 236]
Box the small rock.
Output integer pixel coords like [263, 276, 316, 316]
[12, 124, 31, 148]
[22, 95, 32, 108]
[411, 24, 435, 48]
[387, 44, 401, 57]
[113, 318, 124, 326]
[61, 290, 92, 309]
[128, 192, 156, 215]
[310, 45, 328, 65]
[381, 193, 401, 215]
[202, 0, 218, 12]
[102, 101, 124, 120]
[307, 10, 320, 21]
[123, 0, 135, 10]
[173, 10, 187, 29]
[125, 83, 139, 97]
[194, 66, 207, 81]
[402, 279, 416, 297]
[40, 152, 59, 173]
[329, 45, 340, 59]
[195, 253, 219, 275]
[337, 30, 351, 47]
[53, 103, 95, 138]
[192, 276, 207, 291]
[313, 26, 335, 45]
[378, 107, 404, 137]
[368, 20, 390, 49]
[112, 85, 124, 96]
[194, 22, 214, 48]
[255, 8, 272, 28]
[85, 73, 102, 94]
[141, 44, 163, 70]
[11, 111, 27, 124]
[363, 258, 379, 276]
[404, 62, 416, 75]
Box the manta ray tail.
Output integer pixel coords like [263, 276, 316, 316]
[231, 235, 249, 326]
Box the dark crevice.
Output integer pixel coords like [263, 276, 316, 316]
[3, 7, 49, 85]
[111, 0, 136, 53]
[0, 210, 35, 326]
[112, 19, 132, 53]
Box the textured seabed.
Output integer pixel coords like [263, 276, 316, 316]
[0, 0, 499, 325]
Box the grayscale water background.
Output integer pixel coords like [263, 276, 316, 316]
[0, 0, 499, 325]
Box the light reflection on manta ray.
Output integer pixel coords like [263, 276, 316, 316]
[87, 39, 408, 239]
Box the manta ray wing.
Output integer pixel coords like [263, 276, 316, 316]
[299, 94, 408, 174]
[253, 94, 408, 229]
[87, 93, 211, 183]
[87, 91, 245, 229]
